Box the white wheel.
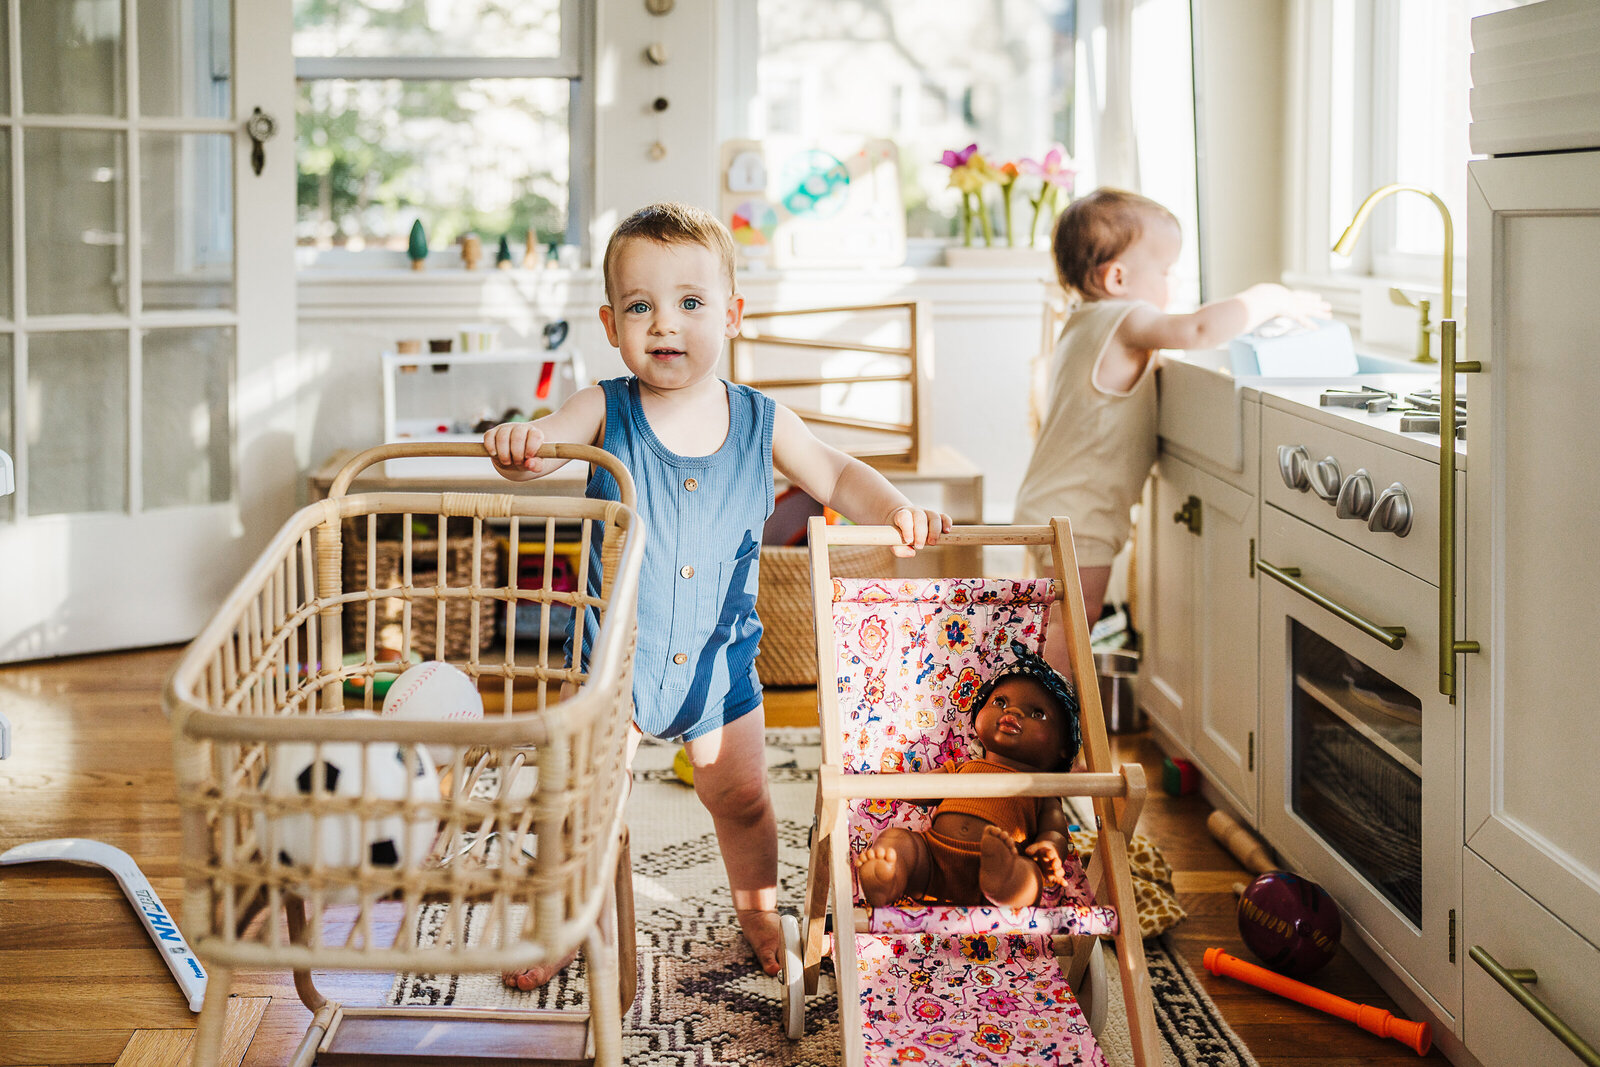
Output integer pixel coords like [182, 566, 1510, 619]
[1070, 938, 1109, 1036]
[780, 912, 804, 1040]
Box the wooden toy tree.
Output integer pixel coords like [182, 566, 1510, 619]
[407, 220, 428, 271]
[496, 235, 513, 270]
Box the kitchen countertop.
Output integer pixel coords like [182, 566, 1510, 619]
[1159, 349, 1467, 470]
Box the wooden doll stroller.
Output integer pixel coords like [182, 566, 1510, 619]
[779, 517, 1161, 1066]
[165, 443, 645, 1066]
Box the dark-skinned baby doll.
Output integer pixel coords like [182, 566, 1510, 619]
[856, 641, 1082, 909]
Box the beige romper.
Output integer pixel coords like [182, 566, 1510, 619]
[1013, 299, 1158, 568]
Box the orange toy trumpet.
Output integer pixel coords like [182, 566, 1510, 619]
[1203, 948, 1432, 1056]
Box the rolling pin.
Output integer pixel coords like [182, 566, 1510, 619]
[1207, 809, 1276, 875]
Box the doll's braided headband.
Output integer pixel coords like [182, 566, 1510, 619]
[969, 639, 1083, 763]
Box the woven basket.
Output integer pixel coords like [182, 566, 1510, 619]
[756, 543, 896, 686]
[344, 528, 503, 658]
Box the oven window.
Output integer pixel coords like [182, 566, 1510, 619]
[1289, 621, 1423, 926]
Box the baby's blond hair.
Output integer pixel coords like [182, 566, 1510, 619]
[602, 202, 737, 304]
[1051, 188, 1179, 301]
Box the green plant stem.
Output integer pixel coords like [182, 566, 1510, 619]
[1001, 185, 1015, 247]
[1028, 194, 1045, 248]
[961, 193, 973, 246]
[977, 192, 994, 247]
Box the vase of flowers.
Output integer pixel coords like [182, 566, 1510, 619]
[939, 142, 1076, 269]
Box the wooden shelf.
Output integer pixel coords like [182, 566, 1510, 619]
[1294, 672, 1422, 777]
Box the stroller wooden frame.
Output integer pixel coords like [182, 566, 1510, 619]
[785, 517, 1161, 1065]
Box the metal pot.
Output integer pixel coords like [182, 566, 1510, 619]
[1094, 650, 1144, 734]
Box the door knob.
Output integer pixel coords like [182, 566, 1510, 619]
[1278, 445, 1310, 491]
[1172, 495, 1202, 535]
[1368, 483, 1413, 537]
[1310, 456, 1342, 502]
[245, 107, 277, 177]
[1336, 469, 1374, 520]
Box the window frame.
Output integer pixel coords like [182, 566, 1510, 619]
[1286, 0, 1482, 316]
[291, 0, 592, 267]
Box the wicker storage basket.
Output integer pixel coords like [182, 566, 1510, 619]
[756, 543, 896, 686]
[343, 523, 503, 658]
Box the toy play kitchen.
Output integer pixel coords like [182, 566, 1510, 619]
[1143, 19, 1600, 1050]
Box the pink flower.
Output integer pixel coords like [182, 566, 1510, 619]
[938, 143, 979, 169]
[1019, 144, 1077, 192]
[978, 988, 1025, 1016]
[912, 997, 945, 1021]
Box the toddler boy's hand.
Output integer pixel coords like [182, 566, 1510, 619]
[887, 506, 953, 558]
[483, 421, 548, 476]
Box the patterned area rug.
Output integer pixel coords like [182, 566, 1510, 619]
[387, 729, 1257, 1067]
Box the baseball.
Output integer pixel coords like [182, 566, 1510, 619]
[381, 660, 484, 765]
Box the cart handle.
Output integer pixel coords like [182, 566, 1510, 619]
[326, 442, 635, 512]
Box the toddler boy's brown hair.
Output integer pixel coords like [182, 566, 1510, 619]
[601, 201, 738, 304]
[1051, 188, 1179, 301]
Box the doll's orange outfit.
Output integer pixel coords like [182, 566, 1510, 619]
[919, 758, 1040, 905]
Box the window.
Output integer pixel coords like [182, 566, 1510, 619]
[1294, 0, 1533, 288]
[292, 0, 588, 256]
[721, 1, 1077, 241]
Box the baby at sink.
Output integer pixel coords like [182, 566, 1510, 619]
[1015, 187, 1328, 671]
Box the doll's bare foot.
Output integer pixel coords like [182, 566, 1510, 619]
[856, 843, 911, 907]
[735, 907, 783, 977]
[502, 945, 580, 991]
[979, 825, 1044, 909]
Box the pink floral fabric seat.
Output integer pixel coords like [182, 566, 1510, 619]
[829, 577, 1113, 1065]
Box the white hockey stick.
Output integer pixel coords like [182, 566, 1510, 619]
[0, 838, 207, 1012]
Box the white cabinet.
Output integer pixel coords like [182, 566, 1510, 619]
[1140, 449, 1260, 820]
[1463, 148, 1600, 1064]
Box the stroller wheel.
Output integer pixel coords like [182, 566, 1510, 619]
[780, 911, 804, 1039]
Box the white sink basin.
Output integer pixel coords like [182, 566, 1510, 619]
[1158, 350, 1245, 471]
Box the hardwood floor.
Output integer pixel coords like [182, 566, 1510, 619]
[1, 648, 1442, 1064]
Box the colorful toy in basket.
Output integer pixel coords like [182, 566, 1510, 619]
[256, 717, 440, 889]
[1236, 869, 1342, 976]
[856, 641, 1083, 909]
[381, 660, 484, 766]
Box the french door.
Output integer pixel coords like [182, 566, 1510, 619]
[0, 1, 294, 663]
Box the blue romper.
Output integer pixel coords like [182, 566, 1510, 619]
[581, 376, 775, 741]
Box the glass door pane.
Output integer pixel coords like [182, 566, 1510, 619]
[25, 130, 127, 316]
[142, 133, 235, 310]
[27, 331, 128, 516]
[140, 0, 231, 118]
[0, 132, 11, 321]
[0, 335, 11, 524]
[21, 0, 125, 116]
[142, 327, 233, 508]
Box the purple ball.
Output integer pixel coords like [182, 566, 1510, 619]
[1237, 871, 1341, 976]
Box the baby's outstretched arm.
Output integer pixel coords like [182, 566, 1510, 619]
[482, 385, 605, 482]
[1118, 284, 1331, 353]
[771, 404, 951, 556]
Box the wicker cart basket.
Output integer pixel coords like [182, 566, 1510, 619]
[164, 443, 645, 1067]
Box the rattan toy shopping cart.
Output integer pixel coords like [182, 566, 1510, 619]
[165, 443, 645, 1066]
[779, 517, 1161, 1066]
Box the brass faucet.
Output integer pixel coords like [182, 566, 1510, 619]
[1333, 184, 1454, 363]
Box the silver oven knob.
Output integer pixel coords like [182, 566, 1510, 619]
[1368, 482, 1413, 537]
[1336, 469, 1374, 520]
[1310, 457, 1342, 502]
[1278, 445, 1310, 491]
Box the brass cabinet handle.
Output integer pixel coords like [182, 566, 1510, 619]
[1470, 946, 1600, 1067]
[1438, 320, 1480, 699]
[1257, 559, 1406, 650]
[1172, 495, 1202, 535]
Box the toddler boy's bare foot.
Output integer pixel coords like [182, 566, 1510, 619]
[502, 945, 580, 991]
[978, 825, 1042, 909]
[855, 844, 909, 907]
[734, 907, 783, 977]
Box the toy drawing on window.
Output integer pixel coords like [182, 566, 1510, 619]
[855, 641, 1083, 909]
